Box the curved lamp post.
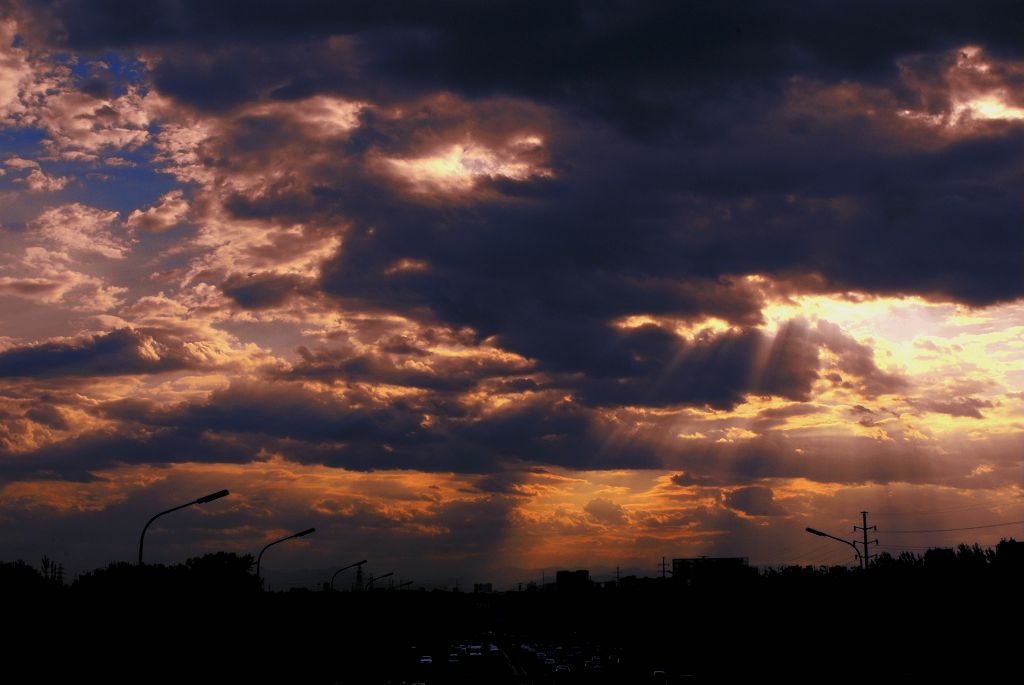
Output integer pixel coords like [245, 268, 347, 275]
[330, 559, 368, 591]
[805, 527, 863, 568]
[138, 489, 230, 565]
[256, 527, 316, 591]
[365, 571, 393, 590]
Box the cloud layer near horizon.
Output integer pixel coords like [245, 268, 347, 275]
[1, 1, 1021, 582]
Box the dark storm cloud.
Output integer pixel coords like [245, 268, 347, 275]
[0, 329, 192, 378]
[811, 321, 908, 397]
[456, 395, 661, 470]
[4, 369, 1020, 486]
[285, 344, 531, 392]
[12, 1, 1024, 312]
[145, 381, 433, 446]
[24, 404, 69, 429]
[567, 322, 820, 409]
[220, 272, 312, 309]
[0, 380, 659, 478]
[24, 1, 1024, 121]
[4, 0, 1023, 585]
[300, 116, 1016, 391]
[754, 403, 826, 422]
[74, 0, 1017, 342]
[670, 471, 723, 488]
[664, 430, 1024, 490]
[0, 426, 256, 482]
[913, 396, 994, 419]
[3, 1, 1019, 484]
[584, 497, 627, 525]
[724, 485, 787, 517]
[472, 470, 533, 496]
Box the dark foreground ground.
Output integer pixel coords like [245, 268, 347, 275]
[8, 571, 1020, 683]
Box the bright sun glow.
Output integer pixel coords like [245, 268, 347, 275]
[383, 137, 551, 192]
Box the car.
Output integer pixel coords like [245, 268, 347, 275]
[418, 656, 433, 665]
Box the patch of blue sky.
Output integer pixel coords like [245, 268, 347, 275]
[69, 52, 147, 97]
[0, 127, 49, 160]
[66, 154, 183, 215]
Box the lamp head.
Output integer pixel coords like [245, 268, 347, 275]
[196, 489, 230, 504]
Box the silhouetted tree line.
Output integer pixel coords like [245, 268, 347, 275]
[0, 551, 259, 596]
[761, 539, 1022, 579]
[1, 539, 1019, 596]
[4, 540, 1021, 681]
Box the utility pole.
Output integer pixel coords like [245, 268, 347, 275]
[660, 556, 667, 579]
[854, 511, 878, 569]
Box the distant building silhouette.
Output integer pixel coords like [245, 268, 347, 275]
[672, 557, 756, 585]
[473, 582, 493, 593]
[618, 574, 640, 590]
[556, 569, 591, 591]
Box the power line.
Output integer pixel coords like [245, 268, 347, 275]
[821, 546, 858, 566]
[782, 540, 841, 566]
[871, 501, 1024, 516]
[880, 519, 1024, 534]
[798, 541, 855, 566]
[772, 536, 834, 563]
[803, 538, 861, 566]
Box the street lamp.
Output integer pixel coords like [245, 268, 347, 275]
[330, 560, 368, 591]
[365, 571, 393, 590]
[256, 527, 316, 591]
[805, 527, 863, 568]
[138, 489, 230, 565]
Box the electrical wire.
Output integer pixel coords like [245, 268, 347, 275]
[880, 519, 1024, 534]
[871, 501, 1024, 516]
[820, 546, 858, 566]
[799, 541, 857, 566]
[772, 536, 836, 563]
[783, 540, 841, 566]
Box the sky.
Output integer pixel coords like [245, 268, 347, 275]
[0, 1, 1022, 588]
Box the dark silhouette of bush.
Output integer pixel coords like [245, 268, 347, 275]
[0, 560, 52, 595]
[995, 538, 1023, 567]
[70, 552, 258, 596]
[184, 551, 259, 594]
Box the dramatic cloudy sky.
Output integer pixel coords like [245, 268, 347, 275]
[1, 1, 1022, 586]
